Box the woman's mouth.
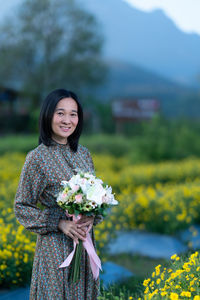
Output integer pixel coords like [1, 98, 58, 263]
[60, 126, 71, 132]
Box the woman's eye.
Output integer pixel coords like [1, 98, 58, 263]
[71, 113, 77, 117]
[57, 112, 63, 116]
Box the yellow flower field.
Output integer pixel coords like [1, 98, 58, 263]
[141, 251, 200, 299]
[93, 155, 200, 192]
[1, 153, 200, 286]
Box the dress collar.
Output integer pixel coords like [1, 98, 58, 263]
[49, 139, 69, 147]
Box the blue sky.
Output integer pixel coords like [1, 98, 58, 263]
[124, 0, 200, 35]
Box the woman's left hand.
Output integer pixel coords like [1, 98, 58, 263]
[77, 215, 94, 233]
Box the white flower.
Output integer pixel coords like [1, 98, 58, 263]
[57, 172, 118, 215]
[57, 192, 68, 204]
[69, 174, 81, 185]
[102, 195, 110, 204]
[79, 178, 90, 194]
[56, 193, 63, 203]
[105, 186, 118, 205]
[84, 172, 94, 179]
[86, 183, 105, 205]
[71, 184, 80, 192]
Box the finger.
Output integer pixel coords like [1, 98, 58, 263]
[78, 220, 91, 226]
[67, 231, 77, 242]
[71, 227, 86, 238]
[77, 216, 93, 224]
[68, 232, 79, 244]
[76, 227, 87, 236]
[78, 220, 93, 228]
[76, 218, 86, 224]
[74, 238, 79, 244]
[71, 224, 87, 235]
[72, 230, 86, 242]
[86, 223, 92, 234]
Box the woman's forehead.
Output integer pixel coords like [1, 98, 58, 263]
[56, 97, 78, 110]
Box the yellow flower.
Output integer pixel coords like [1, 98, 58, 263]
[194, 296, 200, 300]
[143, 279, 151, 286]
[170, 292, 179, 300]
[150, 281, 154, 287]
[168, 269, 173, 273]
[155, 264, 161, 276]
[185, 268, 191, 272]
[180, 291, 191, 297]
[171, 254, 177, 260]
[161, 272, 165, 280]
[175, 285, 181, 289]
[156, 278, 161, 284]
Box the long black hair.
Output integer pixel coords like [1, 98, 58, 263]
[39, 89, 83, 152]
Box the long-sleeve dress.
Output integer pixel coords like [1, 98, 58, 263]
[14, 141, 102, 300]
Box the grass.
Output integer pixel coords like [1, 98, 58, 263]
[0, 134, 38, 154]
[106, 253, 168, 278]
[99, 253, 169, 299]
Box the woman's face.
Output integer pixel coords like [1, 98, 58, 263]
[51, 97, 79, 144]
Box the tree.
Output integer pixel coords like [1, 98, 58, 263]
[0, 0, 106, 107]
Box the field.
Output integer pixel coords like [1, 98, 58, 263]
[1, 135, 200, 299]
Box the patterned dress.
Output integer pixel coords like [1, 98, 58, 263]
[14, 140, 102, 300]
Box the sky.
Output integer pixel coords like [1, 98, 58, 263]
[124, 0, 200, 35]
[1, 0, 200, 36]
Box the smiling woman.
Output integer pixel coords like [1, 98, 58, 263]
[38, 89, 83, 152]
[51, 98, 79, 145]
[14, 89, 103, 300]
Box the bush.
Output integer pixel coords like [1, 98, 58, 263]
[140, 251, 200, 299]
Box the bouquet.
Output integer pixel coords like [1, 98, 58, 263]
[56, 171, 118, 282]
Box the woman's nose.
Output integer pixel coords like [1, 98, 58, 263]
[62, 115, 71, 124]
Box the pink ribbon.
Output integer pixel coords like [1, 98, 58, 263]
[59, 214, 102, 280]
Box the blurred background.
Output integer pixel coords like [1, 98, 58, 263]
[1, 0, 200, 299]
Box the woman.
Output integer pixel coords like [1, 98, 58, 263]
[14, 89, 102, 300]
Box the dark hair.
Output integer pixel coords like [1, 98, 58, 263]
[39, 89, 83, 152]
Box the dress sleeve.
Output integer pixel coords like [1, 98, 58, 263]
[14, 151, 65, 235]
[86, 149, 104, 226]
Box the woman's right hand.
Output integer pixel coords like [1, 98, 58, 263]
[58, 219, 86, 244]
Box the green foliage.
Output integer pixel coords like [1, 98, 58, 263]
[3, 115, 200, 163]
[0, 0, 106, 106]
[0, 135, 38, 155]
[81, 134, 132, 157]
[99, 277, 144, 300]
[28, 109, 40, 134]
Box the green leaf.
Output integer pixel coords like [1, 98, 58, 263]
[68, 207, 74, 214]
[74, 209, 80, 217]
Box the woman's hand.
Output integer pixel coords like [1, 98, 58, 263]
[77, 215, 94, 234]
[58, 220, 87, 244]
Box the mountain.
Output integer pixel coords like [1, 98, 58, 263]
[93, 59, 195, 117]
[103, 60, 191, 98]
[80, 0, 200, 86]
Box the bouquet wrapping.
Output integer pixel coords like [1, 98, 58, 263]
[56, 171, 118, 282]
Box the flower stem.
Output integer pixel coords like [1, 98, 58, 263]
[69, 240, 83, 283]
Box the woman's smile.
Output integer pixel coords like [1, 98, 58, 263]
[51, 97, 79, 144]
